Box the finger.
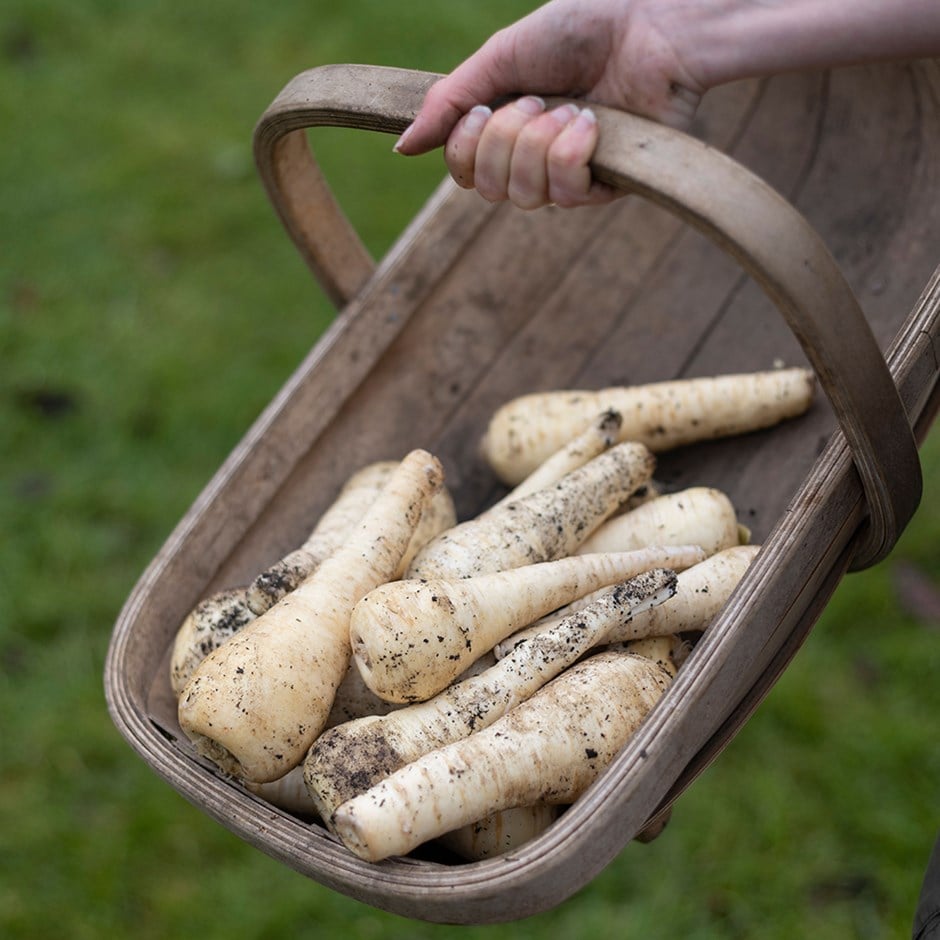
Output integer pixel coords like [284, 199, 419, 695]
[546, 107, 617, 208]
[472, 96, 546, 202]
[443, 105, 493, 188]
[394, 31, 534, 156]
[506, 103, 580, 210]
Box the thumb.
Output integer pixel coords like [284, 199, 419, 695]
[393, 33, 529, 155]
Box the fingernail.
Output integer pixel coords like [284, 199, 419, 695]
[515, 95, 546, 116]
[393, 122, 415, 153]
[548, 103, 580, 126]
[573, 107, 598, 131]
[463, 104, 492, 135]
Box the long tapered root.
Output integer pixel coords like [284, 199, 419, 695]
[177, 449, 444, 783]
[577, 486, 742, 557]
[482, 368, 816, 485]
[496, 544, 760, 658]
[331, 649, 674, 862]
[245, 462, 399, 616]
[305, 568, 677, 822]
[352, 546, 703, 703]
[486, 408, 623, 510]
[169, 587, 256, 696]
[436, 805, 562, 860]
[245, 462, 456, 615]
[406, 441, 655, 579]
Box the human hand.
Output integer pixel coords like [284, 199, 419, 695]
[441, 95, 616, 209]
[395, 0, 940, 210]
[394, 0, 706, 210]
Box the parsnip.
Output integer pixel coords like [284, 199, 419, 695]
[406, 441, 655, 579]
[618, 479, 662, 513]
[576, 487, 742, 557]
[352, 546, 703, 702]
[177, 449, 444, 784]
[612, 545, 760, 642]
[253, 781, 565, 861]
[251, 780, 564, 860]
[306, 568, 677, 819]
[245, 461, 398, 615]
[438, 636, 680, 861]
[247, 462, 456, 614]
[626, 635, 682, 674]
[436, 805, 562, 860]
[332, 646, 676, 862]
[167, 463, 455, 695]
[485, 409, 622, 511]
[244, 766, 316, 817]
[325, 661, 403, 727]
[169, 588, 255, 697]
[482, 368, 816, 484]
[497, 544, 760, 657]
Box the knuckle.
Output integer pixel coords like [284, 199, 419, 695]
[475, 175, 508, 203]
[507, 182, 546, 211]
[547, 176, 589, 208]
[547, 137, 585, 171]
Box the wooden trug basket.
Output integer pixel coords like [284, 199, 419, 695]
[105, 63, 940, 924]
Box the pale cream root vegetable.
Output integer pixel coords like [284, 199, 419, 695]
[352, 546, 702, 702]
[306, 568, 677, 820]
[246, 462, 456, 615]
[576, 486, 741, 558]
[612, 545, 760, 643]
[168, 462, 455, 694]
[626, 635, 681, 676]
[171, 464, 393, 694]
[398, 484, 458, 574]
[245, 653, 502, 819]
[245, 461, 397, 615]
[485, 409, 622, 511]
[250, 779, 564, 859]
[244, 766, 317, 817]
[169, 587, 255, 696]
[482, 368, 816, 485]
[331, 647, 676, 862]
[618, 479, 662, 513]
[325, 661, 403, 728]
[253, 782, 564, 861]
[327, 651, 496, 730]
[406, 441, 656, 579]
[436, 805, 562, 860]
[497, 544, 760, 657]
[177, 449, 444, 784]
[438, 635, 680, 861]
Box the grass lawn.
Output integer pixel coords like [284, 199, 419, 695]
[2, 2, 938, 938]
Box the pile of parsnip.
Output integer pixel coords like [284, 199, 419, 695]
[171, 367, 814, 863]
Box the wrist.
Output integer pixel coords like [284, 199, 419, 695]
[676, 0, 940, 89]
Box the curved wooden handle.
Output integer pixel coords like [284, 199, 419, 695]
[253, 63, 921, 568]
[253, 65, 439, 308]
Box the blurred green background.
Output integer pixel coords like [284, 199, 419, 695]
[2, 2, 938, 937]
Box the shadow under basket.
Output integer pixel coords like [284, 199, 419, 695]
[105, 63, 940, 924]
